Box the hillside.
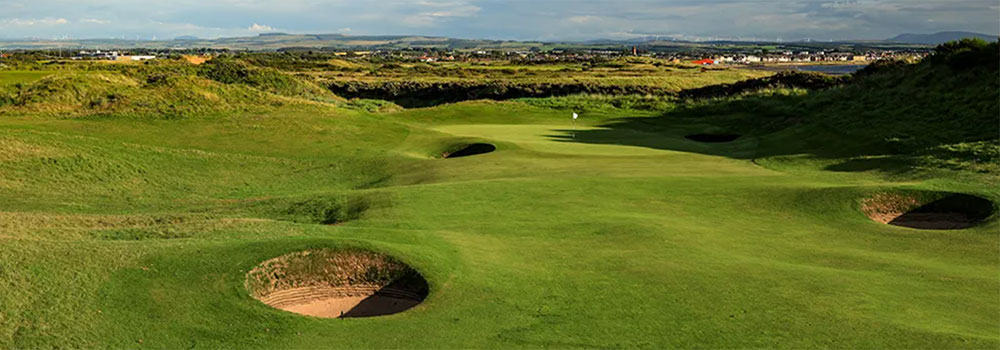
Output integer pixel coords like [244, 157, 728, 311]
[568, 38, 1000, 175]
[0, 59, 337, 118]
[888, 31, 998, 45]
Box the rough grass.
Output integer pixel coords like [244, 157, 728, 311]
[245, 249, 414, 298]
[1, 71, 289, 118]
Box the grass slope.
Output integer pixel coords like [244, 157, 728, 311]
[0, 41, 997, 348]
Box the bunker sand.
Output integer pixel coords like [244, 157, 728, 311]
[246, 249, 428, 319]
[862, 192, 994, 230]
[263, 285, 422, 318]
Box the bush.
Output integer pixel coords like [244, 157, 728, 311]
[326, 80, 675, 108]
[198, 58, 332, 98]
[344, 99, 402, 113]
[931, 38, 999, 70]
[678, 71, 847, 99]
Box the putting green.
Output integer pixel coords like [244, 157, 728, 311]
[0, 104, 996, 349]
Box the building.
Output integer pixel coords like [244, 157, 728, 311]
[692, 58, 714, 65]
[123, 55, 156, 61]
[77, 50, 122, 60]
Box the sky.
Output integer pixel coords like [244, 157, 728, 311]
[0, 0, 997, 41]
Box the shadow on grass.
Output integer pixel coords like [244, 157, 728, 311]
[887, 193, 995, 230]
[542, 89, 990, 175]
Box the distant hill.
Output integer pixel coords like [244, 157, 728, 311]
[887, 31, 997, 45]
[0, 32, 949, 51]
[0, 33, 543, 51]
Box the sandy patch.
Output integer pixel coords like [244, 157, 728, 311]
[246, 249, 428, 318]
[862, 192, 993, 230]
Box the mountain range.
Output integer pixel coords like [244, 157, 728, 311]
[887, 31, 997, 45]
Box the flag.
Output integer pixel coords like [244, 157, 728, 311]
[572, 113, 578, 120]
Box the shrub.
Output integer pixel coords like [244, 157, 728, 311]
[198, 58, 332, 98]
[930, 38, 1000, 70]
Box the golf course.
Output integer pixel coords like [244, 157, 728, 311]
[0, 40, 997, 348]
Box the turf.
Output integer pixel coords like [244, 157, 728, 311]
[0, 71, 53, 86]
[0, 100, 996, 348]
[0, 41, 997, 348]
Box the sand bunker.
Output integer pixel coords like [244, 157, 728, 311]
[246, 249, 428, 318]
[685, 134, 742, 143]
[443, 143, 496, 158]
[862, 192, 994, 230]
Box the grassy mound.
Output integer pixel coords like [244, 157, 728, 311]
[0, 71, 287, 118]
[566, 39, 999, 174]
[814, 39, 999, 156]
[197, 58, 336, 100]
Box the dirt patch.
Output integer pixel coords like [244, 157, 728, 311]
[862, 192, 995, 230]
[246, 249, 428, 318]
[684, 134, 741, 143]
[182, 55, 212, 65]
[443, 143, 496, 158]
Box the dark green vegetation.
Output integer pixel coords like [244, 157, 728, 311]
[573, 39, 999, 175]
[678, 71, 847, 99]
[328, 80, 682, 108]
[889, 31, 998, 45]
[0, 40, 997, 348]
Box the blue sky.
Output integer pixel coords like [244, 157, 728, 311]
[0, 0, 997, 41]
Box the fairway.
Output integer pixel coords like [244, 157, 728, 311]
[0, 71, 53, 86]
[0, 101, 996, 348]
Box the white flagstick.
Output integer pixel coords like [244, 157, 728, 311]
[571, 112, 578, 138]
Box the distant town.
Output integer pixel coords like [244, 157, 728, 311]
[403, 46, 926, 65]
[1, 44, 929, 67]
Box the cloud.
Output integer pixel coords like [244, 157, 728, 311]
[81, 18, 111, 24]
[402, 1, 480, 27]
[0, 17, 69, 26]
[247, 23, 275, 32]
[566, 16, 599, 24]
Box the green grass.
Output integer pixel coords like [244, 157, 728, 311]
[0, 44, 997, 348]
[0, 100, 996, 348]
[0, 71, 53, 86]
